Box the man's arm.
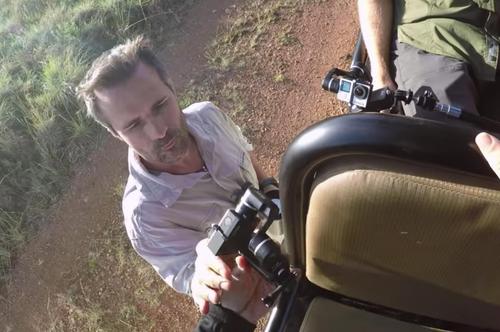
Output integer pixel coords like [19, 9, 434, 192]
[357, 0, 396, 90]
[123, 196, 207, 294]
[129, 224, 204, 293]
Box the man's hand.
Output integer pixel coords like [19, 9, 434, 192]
[476, 132, 500, 178]
[191, 239, 233, 315]
[372, 74, 397, 91]
[191, 239, 272, 323]
[221, 256, 273, 324]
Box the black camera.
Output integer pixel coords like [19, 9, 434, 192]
[207, 185, 294, 306]
[322, 68, 372, 109]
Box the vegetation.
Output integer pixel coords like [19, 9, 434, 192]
[0, 0, 194, 282]
[206, 0, 308, 71]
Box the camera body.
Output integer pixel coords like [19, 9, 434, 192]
[322, 68, 372, 109]
[336, 77, 371, 108]
[207, 185, 294, 304]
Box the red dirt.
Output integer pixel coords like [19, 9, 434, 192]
[0, 1, 357, 331]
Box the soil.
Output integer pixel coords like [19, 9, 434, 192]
[0, 1, 357, 331]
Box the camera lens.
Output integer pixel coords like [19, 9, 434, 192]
[322, 77, 339, 93]
[249, 233, 291, 284]
[354, 85, 368, 99]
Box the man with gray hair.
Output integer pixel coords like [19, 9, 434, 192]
[77, 36, 271, 326]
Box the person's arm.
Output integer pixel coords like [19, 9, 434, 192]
[130, 228, 203, 293]
[357, 0, 396, 90]
[475, 132, 500, 178]
[123, 198, 206, 294]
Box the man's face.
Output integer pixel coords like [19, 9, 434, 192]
[95, 62, 190, 168]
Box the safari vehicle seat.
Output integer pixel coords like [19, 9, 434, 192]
[278, 113, 500, 331]
[299, 297, 437, 331]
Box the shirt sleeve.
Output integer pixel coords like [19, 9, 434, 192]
[473, 0, 495, 12]
[125, 201, 206, 294]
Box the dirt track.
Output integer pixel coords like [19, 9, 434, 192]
[0, 1, 357, 331]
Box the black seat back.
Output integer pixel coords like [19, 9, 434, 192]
[279, 113, 500, 330]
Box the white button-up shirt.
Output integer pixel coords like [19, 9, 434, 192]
[122, 102, 258, 293]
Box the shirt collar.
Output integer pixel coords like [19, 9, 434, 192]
[128, 111, 210, 207]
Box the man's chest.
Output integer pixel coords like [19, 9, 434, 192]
[164, 174, 237, 232]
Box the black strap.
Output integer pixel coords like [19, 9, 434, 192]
[259, 177, 278, 189]
[193, 304, 256, 332]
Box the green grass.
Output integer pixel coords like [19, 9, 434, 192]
[273, 72, 286, 82]
[205, 0, 311, 71]
[178, 79, 215, 110]
[279, 28, 300, 46]
[0, 0, 195, 282]
[0, 211, 25, 282]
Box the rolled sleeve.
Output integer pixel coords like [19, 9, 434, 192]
[130, 226, 204, 294]
[125, 200, 206, 294]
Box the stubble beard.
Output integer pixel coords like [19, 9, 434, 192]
[154, 123, 191, 165]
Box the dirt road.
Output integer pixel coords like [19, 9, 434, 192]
[0, 1, 356, 331]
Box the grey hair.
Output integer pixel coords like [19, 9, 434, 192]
[76, 35, 175, 134]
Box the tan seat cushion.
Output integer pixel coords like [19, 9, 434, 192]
[300, 297, 444, 332]
[306, 169, 500, 329]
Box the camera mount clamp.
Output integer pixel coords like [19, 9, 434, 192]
[322, 67, 500, 133]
